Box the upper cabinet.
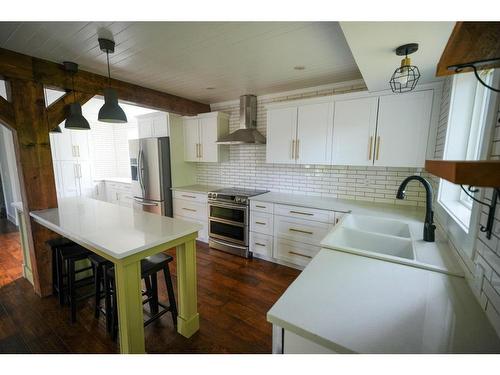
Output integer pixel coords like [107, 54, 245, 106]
[50, 126, 91, 162]
[266, 88, 435, 168]
[182, 112, 229, 163]
[266, 99, 334, 165]
[137, 112, 170, 139]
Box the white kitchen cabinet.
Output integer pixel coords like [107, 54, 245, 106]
[172, 190, 209, 243]
[57, 160, 93, 198]
[283, 330, 336, 354]
[51, 126, 91, 162]
[374, 90, 433, 167]
[77, 161, 94, 197]
[266, 99, 333, 165]
[266, 107, 297, 164]
[137, 112, 170, 139]
[182, 112, 229, 163]
[332, 97, 379, 166]
[296, 102, 334, 165]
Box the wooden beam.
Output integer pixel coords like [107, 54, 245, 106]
[0, 95, 15, 128]
[436, 22, 500, 77]
[46, 91, 94, 130]
[0, 47, 210, 115]
[10, 79, 59, 297]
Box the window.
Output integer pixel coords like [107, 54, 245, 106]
[438, 70, 493, 231]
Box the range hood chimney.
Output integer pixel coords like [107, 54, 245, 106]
[216, 95, 266, 145]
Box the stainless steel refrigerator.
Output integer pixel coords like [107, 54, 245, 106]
[129, 137, 173, 216]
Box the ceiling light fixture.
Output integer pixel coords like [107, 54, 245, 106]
[98, 38, 127, 123]
[389, 43, 421, 93]
[63, 61, 90, 130]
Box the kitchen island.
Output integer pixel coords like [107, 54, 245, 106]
[29, 197, 202, 354]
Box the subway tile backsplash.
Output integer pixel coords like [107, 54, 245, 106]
[196, 83, 429, 207]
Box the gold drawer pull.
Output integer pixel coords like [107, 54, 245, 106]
[376, 136, 381, 161]
[182, 194, 196, 199]
[289, 210, 313, 216]
[255, 242, 266, 247]
[288, 251, 312, 259]
[255, 205, 266, 209]
[289, 228, 313, 235]
[182, 208, 197, 212]
[255, 221, 266, 225]
[368, 136, 373, 160]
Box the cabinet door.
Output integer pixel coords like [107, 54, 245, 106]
[71, 130, 90, 161]
[266, 107, 298, 164]
[77, 161, 94, 197]
[183, 118, 200, 162]
[332, 97, 379, 166]
[375, 90, 433, 167]
[59, 161, 79, 197]
[151, 114, 169, 138]
[55, 127, 75, 161]
[296, 102, 334, 165]
[199, 116, 219, 162]
[138, 118, 153, 139]
[52, 160, 63, 198]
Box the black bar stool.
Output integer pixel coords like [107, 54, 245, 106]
[46, 237, 74, 297]
[105, 253, 178, 340]
[87, 253, 112, 321]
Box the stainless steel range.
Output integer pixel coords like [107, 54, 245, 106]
[208, 187, 269, 258]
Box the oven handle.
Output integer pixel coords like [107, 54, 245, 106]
[209, 238, 248, 251]
[208, 201, 248, 211]
[209, 216, 246, 228]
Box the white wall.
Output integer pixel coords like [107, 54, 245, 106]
[0, 125, 21, 225]
[199, 82, 431, 207]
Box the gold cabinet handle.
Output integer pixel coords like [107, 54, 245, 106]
[199, 143, 203, 158]
[255, 221, 266, 225]
[289, 251, 312, 259]
[255, 242, 266, 247]
[289, 210, 313, 216]
[291, 139, 296, 160]
[296, 139, 300, 160]
[182, 194, 196, 199]
[289, 228, 313, 235]
[182, 207, 197, 212]
[376, 136, 381, 161]
[368, 136, 373, 160]
[195, 144, 198, 158]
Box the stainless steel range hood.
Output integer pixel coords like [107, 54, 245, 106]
[216, 95, 266, 145]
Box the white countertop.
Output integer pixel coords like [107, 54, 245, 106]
[29, 197, 202, 260]
[171, 184, 223, 194]
[94, 177, 132, 184]
[268, 249, 500, 353]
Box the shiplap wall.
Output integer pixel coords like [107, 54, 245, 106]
[198, 83, 430, 207]
[433, 76, 500, 336]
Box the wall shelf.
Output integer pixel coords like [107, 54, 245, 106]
[425, 160, 500, 187]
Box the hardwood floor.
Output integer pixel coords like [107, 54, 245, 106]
[0, 239, 300, 353]
[0, 221, 22, 288]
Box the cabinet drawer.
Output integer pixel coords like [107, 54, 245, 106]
[173, 190, 208, 204]
[173, 199, 207, 220]
[274, 203, 335, 224]
[274, 238, 320, 267]
[173, 214, 208, 243]
[250, 200, 274, 214]
[249, 232, 273, 257]
[274, 215, 332, 246]
[250, 211, 274, 235]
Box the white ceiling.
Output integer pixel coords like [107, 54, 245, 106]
[0, 22, 361, 104]
[340, 22, 455, 92]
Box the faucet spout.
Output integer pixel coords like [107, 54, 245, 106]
[396, 175, 435, 242]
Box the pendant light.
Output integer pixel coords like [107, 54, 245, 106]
[98, 38, 127, 123]
[389, 43, 421, 93]
[63, 61, 90, 130]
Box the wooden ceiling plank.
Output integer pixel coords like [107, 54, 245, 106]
[0, 47, 210, 115]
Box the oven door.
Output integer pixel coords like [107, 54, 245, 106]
[208, 202, 248, 246]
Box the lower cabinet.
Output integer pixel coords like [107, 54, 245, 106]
[172, 190, 208, 243]
[250, 200, 340, 268]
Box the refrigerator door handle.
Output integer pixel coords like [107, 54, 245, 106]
[133, 197, 159, 206]
[138, 148, 146, 197]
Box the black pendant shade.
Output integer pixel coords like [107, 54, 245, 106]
[98, 88, 127, 123]
[98, 38, 127, 123]
[65, 102, 90, 130]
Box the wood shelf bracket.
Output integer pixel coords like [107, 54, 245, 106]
[460, 185, 500, 239]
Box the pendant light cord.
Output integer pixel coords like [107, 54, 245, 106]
[455, 64, 500, 93]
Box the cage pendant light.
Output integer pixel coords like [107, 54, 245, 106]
[98, 38, 127, 123]
[389, 43, 421, 94]
[64, 61, 90, 130]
